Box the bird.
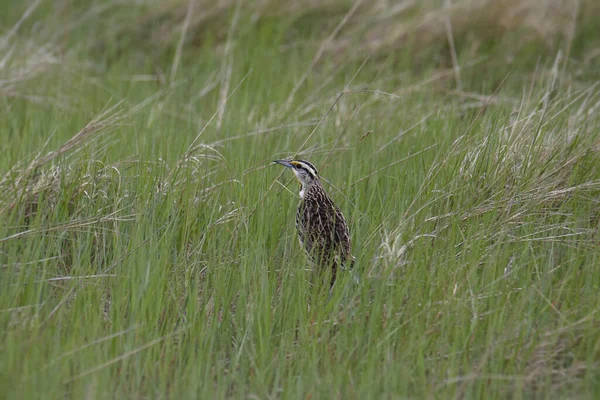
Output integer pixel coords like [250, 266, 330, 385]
[274, 159, 354, 287]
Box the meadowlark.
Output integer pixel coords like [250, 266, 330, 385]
[274, 159, 354, 287]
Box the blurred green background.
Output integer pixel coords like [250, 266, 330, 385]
[1, 0, 600, 398]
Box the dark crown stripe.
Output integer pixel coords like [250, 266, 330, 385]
[294, 160, 318, 178]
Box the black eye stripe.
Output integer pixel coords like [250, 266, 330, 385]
[302, 164, 316, 175]
[290, 160, 318, 177]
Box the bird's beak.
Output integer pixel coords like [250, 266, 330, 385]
[273, 159, 294, 168]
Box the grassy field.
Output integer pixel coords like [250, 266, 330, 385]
[2, 0, 600, 398]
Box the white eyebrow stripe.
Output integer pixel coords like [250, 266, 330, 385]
[299, 161, 318, 178]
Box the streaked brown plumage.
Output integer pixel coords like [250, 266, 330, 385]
[274, 159, 354, 287]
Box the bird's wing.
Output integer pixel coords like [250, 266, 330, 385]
[333, 205, 352, 261]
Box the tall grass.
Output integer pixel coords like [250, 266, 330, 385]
[1, 0, 600, 398]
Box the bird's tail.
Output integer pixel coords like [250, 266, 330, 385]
[349, 255, 356, 269]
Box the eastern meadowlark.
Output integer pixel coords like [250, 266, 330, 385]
[274, 159, 354, 287]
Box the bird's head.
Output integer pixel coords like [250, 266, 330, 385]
[274, 159, 319, 190]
